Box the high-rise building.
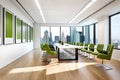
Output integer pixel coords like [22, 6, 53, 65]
[66, 35, 71, 42]
[61, 32, 66, 42]
[43, 30, 49, 44]
[55, 36, 59, 43]
[70, 27, 76, 43]
[49, 32, 53, 44]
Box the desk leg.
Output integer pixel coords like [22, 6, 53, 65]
[75, 48, 78, 60]
[58, 48, 60, 60]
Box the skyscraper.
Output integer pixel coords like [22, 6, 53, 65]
[49, 32, 53, 44]
[61, 31, 66, 42]
[55, 36, 59, 43]
[66, 35, 71, 42]
[70, 27, 76, 43]
[43, 30, 49, 44]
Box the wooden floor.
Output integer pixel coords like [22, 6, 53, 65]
[0, 49, 120, 80]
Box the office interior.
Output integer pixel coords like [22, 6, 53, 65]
[0, 0, 120, 80]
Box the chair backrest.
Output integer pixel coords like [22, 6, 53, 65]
[106, 44, 114, 60]
[97, 44, 104, 53]
[84, 43, 89, 50]
[76, 43, 80, 46]
[89, 44, 94, 51]
[41, 44, 47, 50]
[79, 43, 83, 46]
[45, 44, 56, 55]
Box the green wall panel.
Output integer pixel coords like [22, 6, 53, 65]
[6, 11, 13, 38]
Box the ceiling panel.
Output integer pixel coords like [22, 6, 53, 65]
[39, 0, 90, 23]
[72, 0, 114, 23]
[16, 0, 43, 23]
[11, 0, 115, 24]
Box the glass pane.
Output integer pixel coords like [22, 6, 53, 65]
[96, 24, 98, 44]
[111, 13, 120, 48]
[61, 27, 70, 42]
[5, 11, 13, 44]
[90, 25, 93, 43]
[40, 26, 49, 44]
[16, 18, 21, 43]
[70, 27, 76, 43]
[84, 25, 90, 43]
[76, 27, 84, 43]
[50, 27, 60, 44]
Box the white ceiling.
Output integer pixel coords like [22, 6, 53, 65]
[12, 0, 114, 24]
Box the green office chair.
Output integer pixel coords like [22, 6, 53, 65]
[78, 43, 84, 55]
[46, 44, 56, 56]
[41, 44, 47, 51]
[81, 43, 89, 56]
[76, 42, 80, 46]
[85, 43, 94, 58]
[92, 44, 104, 59]
[97, 44, 114, 70]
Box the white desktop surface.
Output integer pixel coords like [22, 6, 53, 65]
[55, 43, 82, 49]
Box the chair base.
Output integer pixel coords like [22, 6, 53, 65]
[96, 64, 112, 70]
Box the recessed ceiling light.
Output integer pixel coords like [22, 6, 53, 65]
[35, 0, 46, 23]
[69, 0, 97, 23]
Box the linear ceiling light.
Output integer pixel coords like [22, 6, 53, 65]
[35, 0, 46, 23]
[69, 0, 97, 23]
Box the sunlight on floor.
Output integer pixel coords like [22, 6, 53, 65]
[9, 66, 46, 74]
[9, 58, 96, 75]
[46, 62, 96, 75]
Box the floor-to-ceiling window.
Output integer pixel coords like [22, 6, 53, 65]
[109, 12, 120, 49]
[76, 27, 84, 43]
[90, 25, 94, 43]
[61, 27, 70, 42]
[82, 23, 97, 44]
[40, 26, 49, 44]
[95, 23, 98, 44]
[84, 25, 90, 44]
[50, 27, 60, 45]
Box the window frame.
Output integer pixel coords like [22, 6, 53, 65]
[109, 12, 120, 50]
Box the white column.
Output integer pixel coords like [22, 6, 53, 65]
[33, 23, 41, 49]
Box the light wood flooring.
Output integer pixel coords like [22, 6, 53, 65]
[0, 49, 120, 80]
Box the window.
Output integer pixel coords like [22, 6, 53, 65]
[40, 26, 49, 44]
[50, 27, 60, 44]
[16, 17, 21, 43]
[61, 27, 70, 42]
[5, 11, 13, 44]
[84, 25, 90, 43]
[90, 25, 94, 43]
[96, 24, 98, 44]
[110, 12, 120, 49]
[76, 27, 84, 43]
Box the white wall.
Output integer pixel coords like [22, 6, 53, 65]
[0, 1, 34, 68]
[0, 43, 33, 68]
[0, 0, 33, 26]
